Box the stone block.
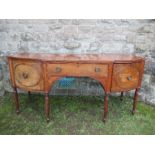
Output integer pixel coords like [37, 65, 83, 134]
[3, 79, 13, 92]
[49, 23, 62, 31]
[6, 24, 26, 32]
[138, 25, 154, 33]
[92, 26, 114, 34]
[80, 42, 90, 52]
[49, 41, 64, 50]
[151, 75, 155, 84]
[77, 19, 97, 25]
[98, 19, 116, 25]
[36, 42, 50, 51]
[97, 33, 126, 42]
[0, 24, 7, 32]
[58, 19, 72, 25]
[78, 26, 92, 34]
[64, 25, 78, 33]
[0, 19, 6, 24]
[7, 32, 20, 42]
[126, 34, 137, 43]
[100, 42, 133, 53]
[150, 61, 155, 75]
[45, 19, 58, 24]
[21, 32, 35, 41]
[122, 44, 134, 53]
[88, 41, 101, 51]
[6, 19, 19, 24]
[0, 32, 7, 41]
[18, 19, 34, 24]
[64, 41, 81, 50]
[28, 41, 41, 51]
[150, 50, 155, 58]
[142, 74, 151, 86]
[56, 32, 76, 41]
[19, 19, 58, 24]
[150, 85, 155, 97]
[0, 42, 7, 51]
[21, 32, 54, 42]
[72, 19, 79, 25]
[135, 43, 149, 51]
[25, 24, 48, 32]
[75, 34, 92, 40]
[7, 42, 19, 51]
[18, 41, 29, 51]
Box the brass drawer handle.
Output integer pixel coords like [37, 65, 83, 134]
[55, 67, 62, 73]
[127, 76, 132, 81]
[22, 72, 29, 79]
[95, 67, 101, 73]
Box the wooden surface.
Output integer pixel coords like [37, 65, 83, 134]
[8, 53, 143, 63]
[111, 62, 142, 91]
[7, 53, 145, 122]
[13, 60, 44, 91]
[47, 63, 108, 77]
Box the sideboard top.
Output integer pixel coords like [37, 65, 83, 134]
[8, 53, 144, 63]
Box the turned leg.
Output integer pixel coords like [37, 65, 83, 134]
[103, 92, 109, 123]
[28, 91, 31, 103]
[132, 88, 139, 115]
[28, 91, 31, 99]
[13, 87, 20, 114]
[120, 92, 123, 101]
[45, 93, 50, 122]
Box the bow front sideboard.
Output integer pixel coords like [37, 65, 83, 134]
[7, 53, 145, 122]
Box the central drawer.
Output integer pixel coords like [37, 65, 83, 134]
[47, 63, 108, 78]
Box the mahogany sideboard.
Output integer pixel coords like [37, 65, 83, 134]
[7, 53, 145, 122]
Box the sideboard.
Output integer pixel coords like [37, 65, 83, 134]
[7, 53, 145, 122]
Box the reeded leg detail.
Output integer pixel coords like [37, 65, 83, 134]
[13, 87, 20, 114]
[45, 93, 50, 122]
[132, 88, 139, 115]
[120, 92, 123, 101]
[103, 92, 109, 123]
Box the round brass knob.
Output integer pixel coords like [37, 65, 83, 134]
[55, 67, 62, 73]
[22, 72, 28, 79]
[95, 67, 101, 73]
[127, 76, 132, 81]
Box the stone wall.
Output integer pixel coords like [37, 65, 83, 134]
[0, 19, 155, 105]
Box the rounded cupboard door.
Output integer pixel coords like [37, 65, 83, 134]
[15, 64, 41, 87]
[115, 65, 139, 89]
[111, 63, 141, 92]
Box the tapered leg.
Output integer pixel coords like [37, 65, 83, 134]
[120, 92, 123, 101]
[103, 92, 109, 123]
[13, 87, 20, 114]
[45, 93, 50, 122]
[132, 88, 139, 115]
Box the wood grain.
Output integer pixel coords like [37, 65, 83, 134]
[7, 53, 145, 122]
[111, 63, 142, 92]
[47, 63, 108, 78]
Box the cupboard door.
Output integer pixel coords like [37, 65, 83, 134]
[13, 60, 44, 91]
[111, 62, 142, 92]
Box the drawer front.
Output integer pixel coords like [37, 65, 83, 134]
[111, 62, 142, 91]
[13, 60, 44, 91]
[47, 63, 108, 78]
